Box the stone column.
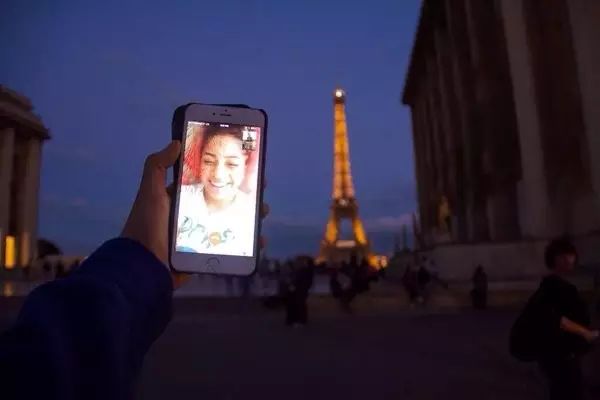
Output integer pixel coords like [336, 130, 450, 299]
[444, 0, 473, 241]
[433, 24, 467, 242]
[566, 0, 600, 232]
[0, 128, 15, 266]
[15, 138, 42, 266]
[416, 92, 436, 243]
[423, 88, 440, 245]
[424, 52, 450, 243]
[410, 102, 428, 241]
[464, 0, 522, 241]
[429, 55, 450, 200]
[499, 0, 552, 238]
[444, 0, 489, 242]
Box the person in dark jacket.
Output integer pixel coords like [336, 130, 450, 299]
[337, 257, 375, 312]
[417, 264, 431, 304]
[285, 256, 314, 326]
[402, 264, 419, 305]
[512, 238, 598, 400]
[0, 141, 266, 400]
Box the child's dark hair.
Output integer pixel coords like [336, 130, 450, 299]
[544, 237, 577, 269]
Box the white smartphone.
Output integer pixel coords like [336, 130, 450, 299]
[169, 103, 267, 275]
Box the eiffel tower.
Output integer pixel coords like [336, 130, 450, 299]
[318, 88, 380, 268]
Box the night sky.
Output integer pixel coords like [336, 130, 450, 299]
[1, 0, 420, 258]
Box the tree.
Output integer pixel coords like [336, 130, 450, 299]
[37, 238, 62, 259]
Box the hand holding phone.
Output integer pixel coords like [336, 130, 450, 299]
[121, 140, 181, 278]
[170, 104, 268, 276]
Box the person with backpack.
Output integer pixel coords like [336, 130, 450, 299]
[510, 238, 598, 399]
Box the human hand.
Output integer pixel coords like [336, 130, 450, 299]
[122, 140, 181, 274]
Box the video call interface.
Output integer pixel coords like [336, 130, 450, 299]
[175, 121, 261, 257]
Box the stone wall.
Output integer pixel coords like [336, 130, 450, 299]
[427, 233, 600, 281]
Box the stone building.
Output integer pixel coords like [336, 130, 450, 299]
[0, 86, 49, 270]
[402, 0, 600, 280]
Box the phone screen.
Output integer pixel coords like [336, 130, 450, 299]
[175, 120, 261, 257]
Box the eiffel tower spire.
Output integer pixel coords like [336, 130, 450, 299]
[332, 88, 355, 200]
[318, 88, 379, 268]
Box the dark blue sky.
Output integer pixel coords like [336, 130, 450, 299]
[1, 0, 420, 258]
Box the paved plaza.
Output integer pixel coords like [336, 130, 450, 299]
[4, 292, 600, 400]
[136, 305, 538, 399]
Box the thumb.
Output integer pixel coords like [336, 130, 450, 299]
[141, 141, 181, 192]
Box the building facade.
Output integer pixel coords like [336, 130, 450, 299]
[0, 86, 49, 270]
[403, 0, 600, 279]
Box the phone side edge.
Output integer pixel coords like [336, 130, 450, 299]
[252, 108, 269, 276]
[169, 104, 192, 273]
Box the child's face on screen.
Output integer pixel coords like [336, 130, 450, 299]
[200, 134, 246, 205]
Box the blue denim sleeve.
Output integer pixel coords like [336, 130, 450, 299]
[0, 237, 173, 400]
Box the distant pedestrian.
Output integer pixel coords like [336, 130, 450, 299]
[285, 257, 314, 327]
[354, 258, 375, 294]
[339, 257, 376, 312]
[329, 270, 343, 299]
[278, 260, 292, 318]
[510, 238, 598, 400]
[402, 265, 419, 305]
[295, 257, 314, 325]
[273, 260, 281, 275]
[471, 265, 488, 309]
[259, 256, 270, 293]
[417, 264, 431, 304]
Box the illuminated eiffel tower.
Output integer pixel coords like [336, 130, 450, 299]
[318, 88, 384, 268]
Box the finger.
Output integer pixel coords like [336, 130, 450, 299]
[146, 140, 181, 171]
[260, 203, 270, 219]
[166, 183, 175, 197]
[142, 141, 181, 191]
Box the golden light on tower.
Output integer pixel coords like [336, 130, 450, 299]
[318, 88, 384, 269]
[332, 88, 355, 200]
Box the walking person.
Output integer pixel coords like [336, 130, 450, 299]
[336, 257, 375, 313]
[402, 264, 419, 306]
[510, 238, 598, 400]
[417, 263, 431, 304]
[329, 268, 344, 300]
[290, 256, 314, 326]
[282, 260, 299, 326]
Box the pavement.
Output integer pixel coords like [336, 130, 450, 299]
[2, 278, 600, 399]
[137, 304, 552, 400]
[0, 273, 547, 308]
